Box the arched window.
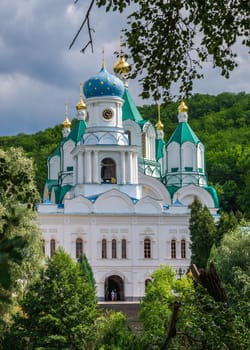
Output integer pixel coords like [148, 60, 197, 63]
[125, 130, 131, 145]
[181, 239, 186, 259]
[144, 238, 151, 258]
[76, 238, 83, 259]
[101, 158, 116, 183]
[121, 239, 127, 259]
[50, 239, 56, 257]
[171, 239, 176, 259]
[112, 239, 117, 259]
[41, 239, 45, 256]
[102, 239, 107, 259]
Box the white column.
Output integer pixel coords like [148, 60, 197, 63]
[177, 240, 181, 259]
[132, 151, 138, 183]
[73, 155, 77, 185]
[121, 152, 125, 184]
[78, 152, 83, 184]
[128, 151, 133, 184]
[93, 151, 99, 183]
[85, 150, 92, 183]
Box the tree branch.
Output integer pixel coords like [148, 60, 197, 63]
[69, 0, 95, 51]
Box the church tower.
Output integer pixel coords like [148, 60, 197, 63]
[70, 56, 141, 200]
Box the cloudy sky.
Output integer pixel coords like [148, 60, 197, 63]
[0, 0, 249, 136]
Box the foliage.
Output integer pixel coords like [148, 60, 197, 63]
[138, 265, 249, 349]
[172, 279, 249, 350]
[3, 248, 99, 349]
[211, 224, 250, 298]
[139, 265, 176, 348]
[93, 311, 139, 349]
[0, 148, 42, 316]
[78, 253, 96, 291]
[93, 0, 250, 100]
[214, 211, 238, 246]
[0, 126, 62, 196]
[189, 197, 216, 269]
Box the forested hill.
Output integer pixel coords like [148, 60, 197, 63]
[0, 92, 249, 217]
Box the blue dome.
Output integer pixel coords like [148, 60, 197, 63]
[83, 67, 125, 99]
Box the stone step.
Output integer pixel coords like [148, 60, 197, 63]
[99, 302, 143, 332]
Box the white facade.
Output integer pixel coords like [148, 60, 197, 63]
[38, 62, 219, 301]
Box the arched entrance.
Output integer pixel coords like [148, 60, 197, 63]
[105, 275, 124, 301]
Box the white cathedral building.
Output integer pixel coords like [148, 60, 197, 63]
[38, 50, 219, 301]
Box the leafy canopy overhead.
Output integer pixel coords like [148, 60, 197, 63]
[72, 0, 250, 100]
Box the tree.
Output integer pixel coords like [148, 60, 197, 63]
[0, 148, 42, 314]
[138, 265, 249, 349]
[214, 211, 238, 246]
[189, 197, 216, 269]
[78, 253, 96, 291]
[139, 265, 177, 348]
[212, 224, 250, 298]
[4, 248, 99, 349]
[71, 1, 249, 100]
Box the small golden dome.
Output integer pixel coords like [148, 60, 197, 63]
[76, 98, 86, 110]
[155, 104, 164, 131]
[63, 117, 71, 128]
[178, 100, 188, 113]
[114, 56, 131, 75]
[76, 82, 86, 110]
[114, 35, 131, 75]
[156, 119, 164, 130]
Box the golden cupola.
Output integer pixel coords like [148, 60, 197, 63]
[178, 100, 188, 113]
[113, 36, 131, 76]
[155, 104, 164, 131]
[76, 82, 86, 111]
[63, 117, 71, 128]
[62, 103, 71, 137]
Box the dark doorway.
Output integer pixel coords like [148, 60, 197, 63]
[105, 275, 124, 301]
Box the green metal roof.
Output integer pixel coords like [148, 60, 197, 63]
[122, 89, 143, 123]
[168, 122, 200, 145]
[65, 119, 87, 144]
[48, 143, 61, 160]
[205, 185, 219, 208]
[59, 184, 73, 204]
[45, 179, 58, 193]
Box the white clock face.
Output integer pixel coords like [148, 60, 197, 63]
[102, 108, 113, 120]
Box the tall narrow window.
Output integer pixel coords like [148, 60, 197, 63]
[102, 239, 107, 259]
[171, 239, 176, 259]
[112, 239, 117, 259]
[144, 238, 151, 258]
[50, 239, 56, 257]
[76, 238, 83, 259]
[41, 239, 45, 256]
[181, 239, 186, 259]
[121, 239, 127, 259]
[125, 130, 131, 145]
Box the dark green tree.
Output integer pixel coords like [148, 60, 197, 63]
[4, 248, 99, 349]
[72, 1, 249, 100]
[0, 148, 42, 314]
[215, 211, 238, 246]
[78, 253, 96, 291]
[189, 197, 216, 269]
[212, 224, 250, 298]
